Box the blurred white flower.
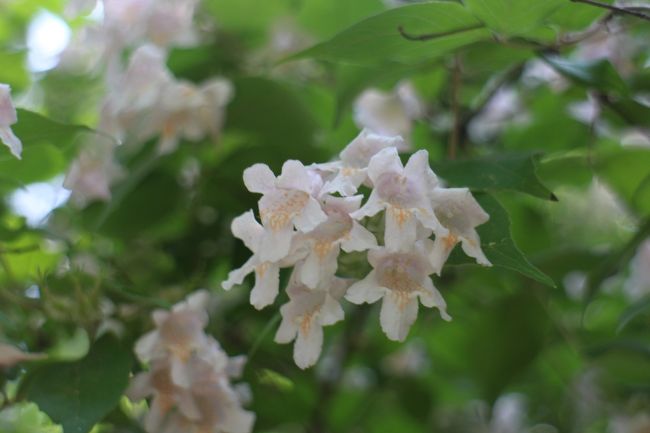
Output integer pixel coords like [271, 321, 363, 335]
[354, 81, 424, 143]
[346, 242, 450, 341]
[0, 83, 22, 159]
[130, 290, 254, 433]
[609, 413, 650, 433]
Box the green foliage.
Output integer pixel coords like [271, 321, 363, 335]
[22, 336, 132, 433]
[293, 2, 490, 65]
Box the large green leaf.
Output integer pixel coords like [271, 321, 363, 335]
[447, 193, 555, 287]
[0, 110, 91, 192]
[23, 336, 132, 433]
[431, 153, 556, 200]
[543, 55, 629, 95]
[464, 0, 565, 36]
[291, 2, 489, 65]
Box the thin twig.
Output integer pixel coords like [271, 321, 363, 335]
[570, 0, 650, 22]
[397, 23, 484, 41]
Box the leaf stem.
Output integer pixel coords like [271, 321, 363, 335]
[570, 0, 650, 22]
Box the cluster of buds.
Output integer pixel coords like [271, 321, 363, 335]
[0, 83, 22, 159]
[62, 0, 233, 204]
[129, 291, 254, 433]
[223, 129, 491, 369]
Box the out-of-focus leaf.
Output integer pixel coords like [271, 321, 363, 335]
[291, 2, 489, 65]
[543, 55, 629, 95]
[0, 51, 29, 90]
[23, 335, 132, 433]
[618, 296, 650, 332]
[431, 153, 556, 200]
[447, 193, 556, 287]
[0, 402, 62, 433]
[464, 0, 565, 35]
[46, 328, 89, 361]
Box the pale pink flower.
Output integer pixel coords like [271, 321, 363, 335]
[0, 84, 22, 159]
[351, 147, 446, 251]
[427, 187, 491, 274]
[222, 211, 308, 310]
[275, 272, 350, 369]
[318, 129, 405, 197]
[64, 137, 122, 205]
[296, 195, 376, 289]
[354, 82, 423, 143]
[345, 243, 450, 342]
[243, 160, 327, 262]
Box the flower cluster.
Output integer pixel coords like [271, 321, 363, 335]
[129, 291, 254, 433]
[223, 129, 491, 368]
[62, 0, 233, 205]
[0, 83, 22, 159]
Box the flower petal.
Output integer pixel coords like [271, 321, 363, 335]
[250, 262, 280, 309]
[294, 323, 323, 369]
[380, 293, 418, 342]
[345, 271, 384, 304]
[243, 163, 276, 194]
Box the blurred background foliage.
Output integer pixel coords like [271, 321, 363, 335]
[0, 0, 649, 432]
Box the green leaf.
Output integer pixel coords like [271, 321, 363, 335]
[618, 296, 650, 332]
[291, 2, 489, 65]
[0, 51, 29, 90]
[464, 0, 565, 35]
[0, 402, 62, 433]
[23, 335, 132, 433]
[431, 153, 556, 200]
[448, 193, 556, 287]
[543, 55, 629, 95]
[0, 110, 91, 192]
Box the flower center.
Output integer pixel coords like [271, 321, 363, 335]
[259, 189, 309, 231]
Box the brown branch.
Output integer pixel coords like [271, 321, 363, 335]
[397, 23, 485, 41]
[570, 0, 650, 22]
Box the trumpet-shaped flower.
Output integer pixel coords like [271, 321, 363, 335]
[427, 187, 491, 274]
[297, 195, 376, 289]
[352, 147, 446, 251]
[346, 243, 450, 342]
[222, 211, 307, 310]
[0, 84, 22, 159]
[319, 129, 405, 196]
[64, 137, 122, 204]
[275, 273, 350, 369]
[130, 291, 254, 433]
[243, 160, 327, 262]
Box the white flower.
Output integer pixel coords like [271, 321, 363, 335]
[297, 195, 376, 289]
[275, 272, 350, 369]
[243, 160, 327, 262]
[353, 81, 423, 143]
[144, 78, 234, 154]
[609, 412, 650, 433]
[63, 137, 122, 205]
[345, 243, 450, 342]
[0, 84, 22, 159]
[319, 129, 405, 197]
[427, 187, 491, 274]
[352, 147, 446, 251]
[135, 291, 211, 386]
[222, 211, 307, 310]
[130, 291, 255, 433]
